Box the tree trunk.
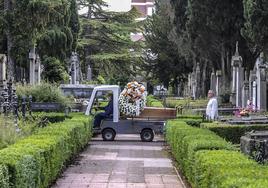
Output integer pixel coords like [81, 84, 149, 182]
[4, 0, 15, 80]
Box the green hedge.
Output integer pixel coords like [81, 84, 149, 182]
[166, 120, 234, 184]
[0, 164, 9, 188]
[32, 112, 71, 124]
[166, 120, 268, 187]
[194, 150, 268, 188]
[0, 115, 92, 188]
[201, 122, 268, 144]
[146, 95, 164, 107]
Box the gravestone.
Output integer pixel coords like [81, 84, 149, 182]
[70, 52, 81, 84]
[231, 42, 243, 107]
[29, 47, 41, 85]
[241, 131, 268, 163]
[255, 52, 267, 111]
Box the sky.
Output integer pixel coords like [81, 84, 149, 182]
[79, 0, 132, 15]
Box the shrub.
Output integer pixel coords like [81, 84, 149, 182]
[0, 164, 9, 188]
[0, 115, 92, 188]
[42, 56, 69, 83]
[16, 82, 71, 109]
[146, 95, 163, 107]
[201, 122, 268, 144]
[0, 116, 22, 150]
[194, 150, 268, 188]
[166, 120, 268, 188]
[166, 120, 233, 180]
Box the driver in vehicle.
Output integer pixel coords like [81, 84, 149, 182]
[93, 93, 113, 129]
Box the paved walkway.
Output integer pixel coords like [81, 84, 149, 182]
[52, 135, 185, 188]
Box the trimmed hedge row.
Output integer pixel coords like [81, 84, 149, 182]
[201, 122, 268, 144]
[194, 150, 268, 188]
[0, 115, 92, 188]
[167, 120, 268, 187]
[32, 112, 71, 124]
[166, 120, 234, 184]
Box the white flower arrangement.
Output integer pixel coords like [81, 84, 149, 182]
[119, 81, 147, 116]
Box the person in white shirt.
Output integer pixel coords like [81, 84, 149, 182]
[206, 90, 218, 120]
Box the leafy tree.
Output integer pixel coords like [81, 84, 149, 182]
[77, 0, 143, 82]
[243, 0, 268, 56]
[42, 56, 68, 83]
[0, 0, 79, 82]
[143, 0, 191, 94]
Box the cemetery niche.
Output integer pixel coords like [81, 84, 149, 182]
[241, 131, 268, 163]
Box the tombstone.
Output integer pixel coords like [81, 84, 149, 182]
[87, 64, 92, 81]
[231, 42, 243, 107]
[29, 47, 36, 85]
[210, 72, 216, 94]
[70, 52, 81, 84]
[255, 52, 267, 111]
[252, 81, 257, 111]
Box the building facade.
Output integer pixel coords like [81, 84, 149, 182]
[131, 0, 154, 20]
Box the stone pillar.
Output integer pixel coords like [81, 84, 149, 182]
[242, 81, 249, 108]
[195, 63, 201, 98]
[236, 66, 244, 107]
[187, 74, 191, 97]
[231, 41, 243, 107]
[70, 52, 80, 84]
[29, 47, 36, 85]
[71, 62, 76, 85]
[87, 64, 92, 81]
[216, 70, 222, 96]
[256, 64, 267, 111]
[210, 72, 216, 94]
[35, 54, 41, 85]
[191, 72, 196, 99]
[249, 70, 256, 100]
[0, 54, 7, 82]
[252, 81, 257, 110]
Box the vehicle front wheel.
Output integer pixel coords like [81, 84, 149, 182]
[140, 129, 154, 142]
[102, 128, 116, 141]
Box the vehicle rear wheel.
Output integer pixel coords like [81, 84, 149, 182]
[140, 129, 154, 142]
[102, 128, 116, 141]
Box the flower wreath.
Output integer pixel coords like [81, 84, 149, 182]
[119, 81, 147, 116]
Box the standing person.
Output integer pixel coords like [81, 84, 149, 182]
[93, 93, 113, 129]
[206, 90, 218, 120]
